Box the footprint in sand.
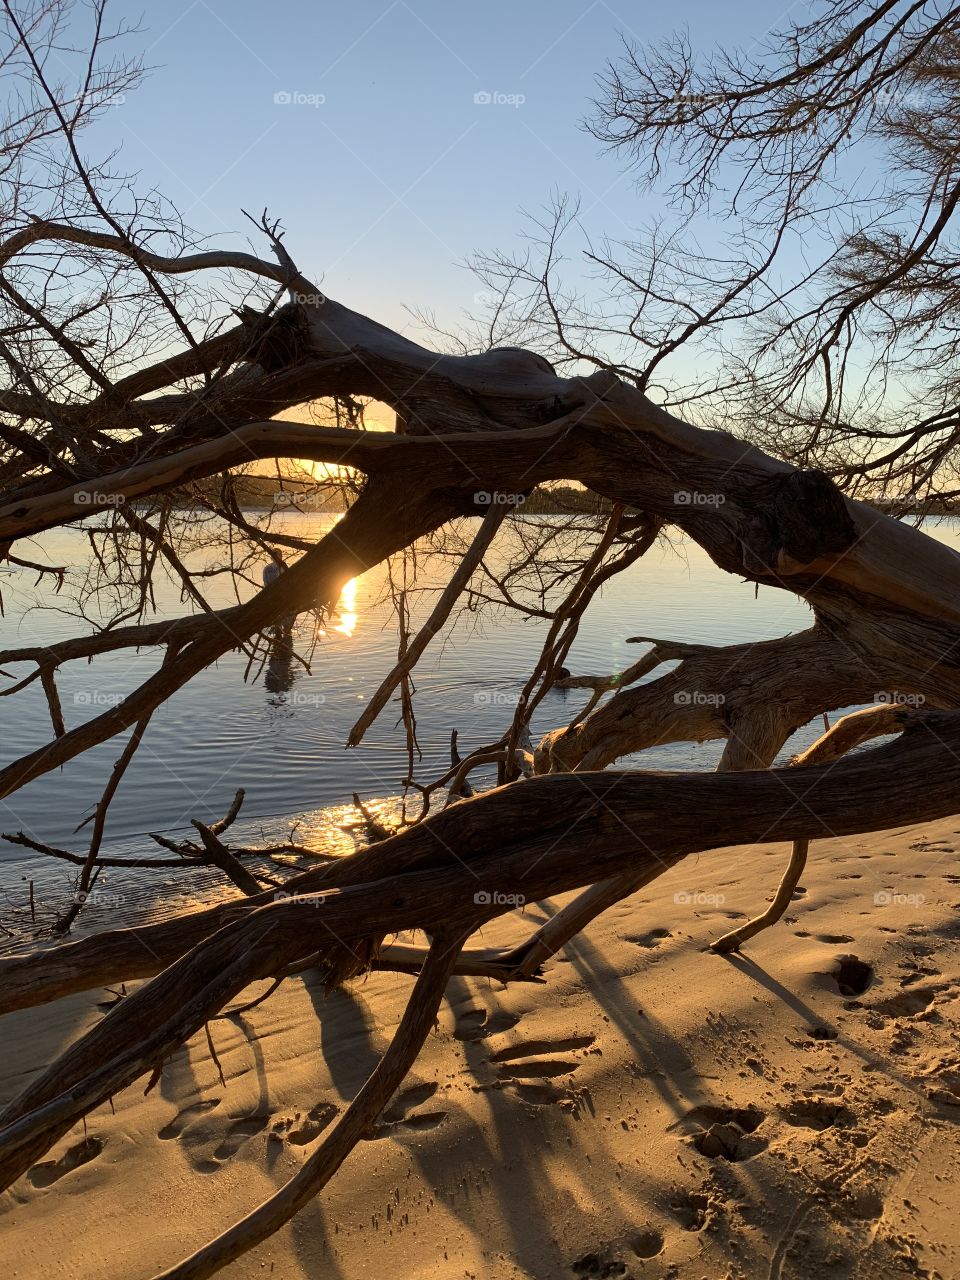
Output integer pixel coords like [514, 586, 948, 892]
[158, 1098, 221, 1141]
[803, 1024, 839, 1041]
[668, 1189, 714, 1231]
[489, 1035, 596, 1109]
[28, 1136, 103, 1188]
[626, 927, 671, 949]
[491, 1036, 596, 1079]
[815, 934, 855, 944]
[628, 1228, 664, 1259]
[916, 1055, 960, 1107]
[169, 1108, 271, 1173]
[676, 1104, 766, 1162]
[828, 955, 875, 997]
[571, 1250, 627, 1277]
[780, 1097, 855, 1131]
[489, 1035, 596, 1065]
[270, 1102, 339, 1146]
[369, 1082, 447, 1139]
[453, 1007, 519, 1042]
[871, 985, 939, 1018]
[209, 1114, 271, 1163]
[844, 1179, 886, 1220]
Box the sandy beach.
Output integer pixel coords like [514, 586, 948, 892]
[2, 816, 957, 1280]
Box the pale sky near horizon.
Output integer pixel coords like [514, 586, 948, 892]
[89, 0, 786, 340]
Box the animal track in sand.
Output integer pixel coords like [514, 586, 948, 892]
[28, 1136, 103, 1188]
[498, 1072, 591, 1112]
[815, 934, 855, 944]
[369, 1082, 447, 1139]
[685, 1103, 764, 1131]
[158, 1098, 221, 1141]
[453, 1006, 519, 1042]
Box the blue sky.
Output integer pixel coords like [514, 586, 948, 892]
[92, 0, 783, 335]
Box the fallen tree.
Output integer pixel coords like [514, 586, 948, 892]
[3, 249, 960, 1269]
[3, 1, 960, 1275]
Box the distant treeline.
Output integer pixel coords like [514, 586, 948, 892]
[864, 498, 960, 517]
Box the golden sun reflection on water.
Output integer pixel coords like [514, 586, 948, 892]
[333, 577, 358, 636]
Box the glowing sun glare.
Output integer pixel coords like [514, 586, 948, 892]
[333, 577, 358, 637]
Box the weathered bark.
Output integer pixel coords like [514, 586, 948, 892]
[536, 626, 950, 774]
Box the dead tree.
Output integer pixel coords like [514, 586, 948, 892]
[3, 1, 960, 1274]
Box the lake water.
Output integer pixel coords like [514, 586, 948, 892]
[3, 512, 958, 934]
